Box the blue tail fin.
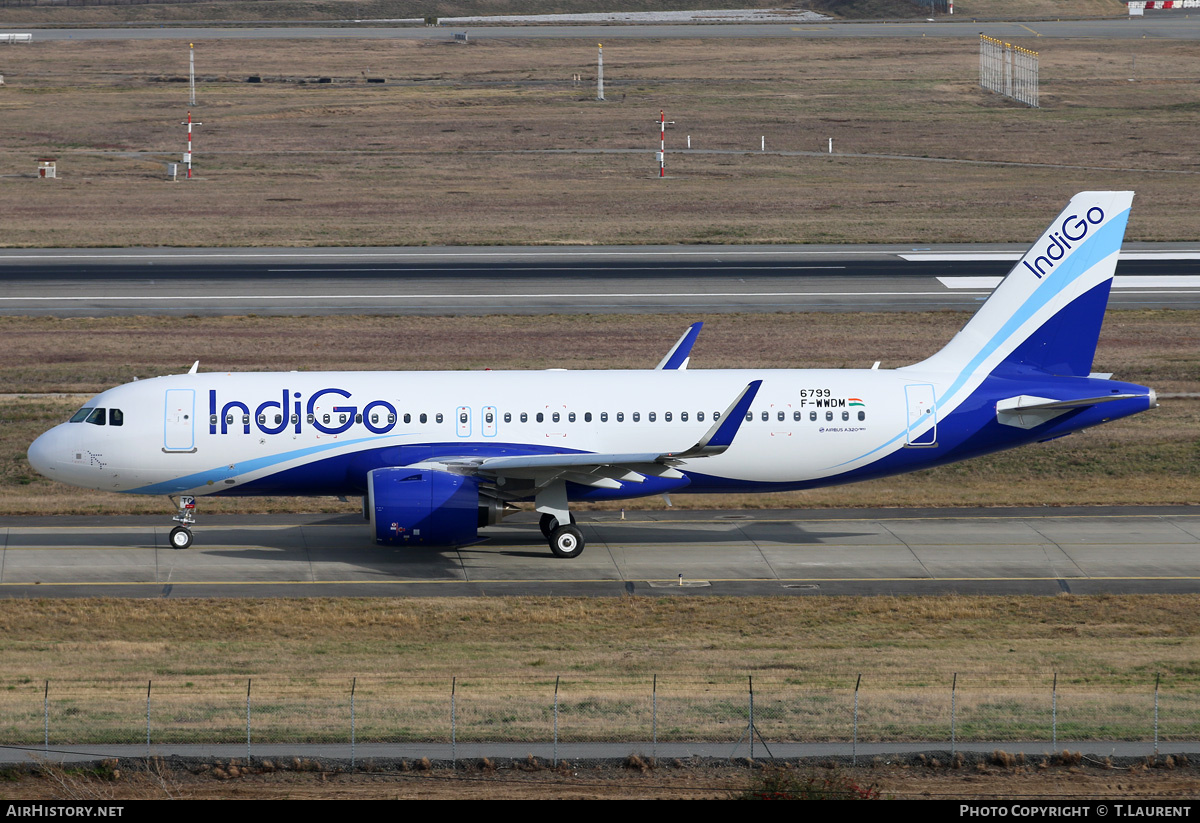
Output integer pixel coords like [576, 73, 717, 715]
[911, 192, 1132, 390]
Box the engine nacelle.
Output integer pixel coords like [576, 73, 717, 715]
[368, 467, 481, 546]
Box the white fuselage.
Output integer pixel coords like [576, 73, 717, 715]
[30, 367, 917, 499]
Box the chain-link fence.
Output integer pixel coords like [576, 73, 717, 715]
[2, 674, 1197, 762]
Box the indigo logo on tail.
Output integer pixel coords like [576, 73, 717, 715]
[1022, 206, 1105, 280]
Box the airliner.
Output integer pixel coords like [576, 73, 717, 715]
[27, 192, 1156, 558]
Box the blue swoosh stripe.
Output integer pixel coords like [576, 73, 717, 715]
[127, 434, 410, 495]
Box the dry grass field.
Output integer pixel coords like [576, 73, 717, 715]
[1, 595, 1200, 801]
[1, 34, 1197, 247]
[0, 0, 1130, 26]
[2, 595, 1195, 682]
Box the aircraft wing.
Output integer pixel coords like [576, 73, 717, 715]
[409, 380, 761, 490]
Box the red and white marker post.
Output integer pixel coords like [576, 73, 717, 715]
[655, 109, 675, 178]
[181, 110, 202, 179]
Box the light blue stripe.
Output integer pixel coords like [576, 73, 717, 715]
[128, 434, 409, 495]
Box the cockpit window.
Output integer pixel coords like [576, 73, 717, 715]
[85, 408, 106, 426]
[70, 407, 94, 423]
[109, 409, 124, 427]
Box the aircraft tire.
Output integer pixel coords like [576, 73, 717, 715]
[549, 525, 584, 559]
[169, 526, 193, 550]
[539, 512, 576, 538]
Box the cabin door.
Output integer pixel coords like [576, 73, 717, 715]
[904, 384, 937, 447]
[163, 389, 196, 452]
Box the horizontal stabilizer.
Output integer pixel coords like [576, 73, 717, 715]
[996, 393, 1142, 429]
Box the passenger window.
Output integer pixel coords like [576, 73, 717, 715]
[388, 413, 396, 424]
[537, 412, 544, 423]
[648, 412, 656, 422]
[761, 411, 769, 422]
[355, 413, 362, 424]
[485, 412, 494, 423]
[793, 411, 801, 421]
[504, 412, 511, 423]
[858, 411, 866, 421]
[420, 413, 428, 424]
[70, 408, 93, 423]
[841, 411, 849, 421]
[404, 413, 412, 424]
[714, 411, 721, 421]
[632, 412, 640, 422]
[521, 412, 529, 423]
[436, 413, 443, 424]
[209, 413, 218, 426]
[307, 414, 315, 424]
[225, 414, 234, 426]
[616, 412, 624, 422]
[810, 411, 817, 421]
[242, 414, 250, 426]
[697, 411, 704, 422]
[826, 411, 833, 421]
[258, 414, 266, 425]
[584, 412, 592, 423]
[665, 411, 673, 422]
[110, 409, 124, 427]
[323, 414, 330, 424]
[680, 411, 687, 422]
[460, 412, 468, 423]
[569, 412, 576, 423]
[291, 414, 299, 424]
[600, 412, 608, 422]
[745, 412, 752, 422]
[371, 413, 379, 424]
[275, 414, 283, 425]
[778, 411, 785, 422]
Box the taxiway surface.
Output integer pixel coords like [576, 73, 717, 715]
[2, 506, 1196, 598]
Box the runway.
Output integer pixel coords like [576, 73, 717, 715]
[2, 506, 1198, 598]
[3, 245, 1199, 316]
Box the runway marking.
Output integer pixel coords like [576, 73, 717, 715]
[266, 266, 849, 273]
[938, 275, 1200, 290]
[1019, 24, 1041, 36]
[902, 252, 1200, 261]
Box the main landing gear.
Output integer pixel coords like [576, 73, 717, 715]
[538, 512, 583, 559]
[535, 481, 584, 558]
[168, 495, 196, 550]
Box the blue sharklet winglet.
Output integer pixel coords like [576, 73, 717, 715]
[655, 322, 704, 370]
[662, 380, 762, 460]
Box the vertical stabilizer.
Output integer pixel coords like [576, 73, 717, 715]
[910, 192, 1132, 395]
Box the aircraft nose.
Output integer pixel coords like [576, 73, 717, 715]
[27, 429, 59, 480]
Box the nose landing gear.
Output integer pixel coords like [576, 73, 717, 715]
[168, 495, 196, 550]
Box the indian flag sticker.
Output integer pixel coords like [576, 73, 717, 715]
[848, 398, 865, 407]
